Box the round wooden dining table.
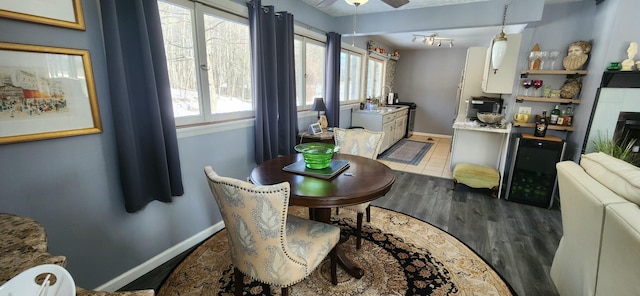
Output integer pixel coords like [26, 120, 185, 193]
[250, 153, 396, 279]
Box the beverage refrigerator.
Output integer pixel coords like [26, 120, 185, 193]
[505, 134, 566, 208]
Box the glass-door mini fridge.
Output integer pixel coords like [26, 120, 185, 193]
[506, 134, 566, 208]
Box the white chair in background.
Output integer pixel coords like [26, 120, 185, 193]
[333, 128, 384, 249]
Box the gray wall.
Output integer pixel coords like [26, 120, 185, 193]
[394, 48, 467, 136]
[1, 0, 638, 290]
[510, 0, 596, 159]
[0, 0, 335, 289]
[568, 0, 640, 161]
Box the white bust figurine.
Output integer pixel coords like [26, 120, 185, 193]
[621, 42, 638, 71]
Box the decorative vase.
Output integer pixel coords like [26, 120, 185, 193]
[318, 115, 328, 130]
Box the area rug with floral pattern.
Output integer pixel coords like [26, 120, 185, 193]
[157, 206, 514, 296]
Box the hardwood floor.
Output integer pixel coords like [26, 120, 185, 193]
[121, 171, 563, 296]
[371, 171, 562, 296]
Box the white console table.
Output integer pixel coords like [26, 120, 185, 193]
[450, 121, 512, 198]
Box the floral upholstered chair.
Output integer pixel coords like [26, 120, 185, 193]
[333, 128, 384, 249]
[204, 166, 340, 296]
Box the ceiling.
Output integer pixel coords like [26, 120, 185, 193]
[300, 0, 585, 50]
[303, 0, 491, 17]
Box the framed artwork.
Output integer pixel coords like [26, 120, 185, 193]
[0, 42, 102, 144]
[0, 0, 85, 30]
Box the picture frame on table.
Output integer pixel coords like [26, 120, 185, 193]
[0, 42, 102, 144]
[0, 0, 85, 30]
[308, 123, 323, 135]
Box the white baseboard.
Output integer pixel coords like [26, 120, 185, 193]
[95, 221, 225, 292]
[412, 132, 452, 139]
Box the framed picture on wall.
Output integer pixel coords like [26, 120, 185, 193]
[0, 42, 102, 144]
[0, 0, 85, 30]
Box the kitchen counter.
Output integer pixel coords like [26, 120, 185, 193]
[452, 120, 512, 133]
[450, 120, 512, 198]
[351, 106, 409, 152]
[352, 105, 409, 115]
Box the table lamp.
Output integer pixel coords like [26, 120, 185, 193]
[311, 97, 326, 119]
[311, 97, 328, 130]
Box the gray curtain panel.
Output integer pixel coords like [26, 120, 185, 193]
[325, 32, 341, 128]
[100, 0, 183, 213]
[248, 0, 298, 164]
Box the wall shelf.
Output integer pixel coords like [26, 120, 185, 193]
[368, 50, 399, 61]
[515, 96, 581, 104]
[521, 69, 588, 76]
[512, 121, 575, 131]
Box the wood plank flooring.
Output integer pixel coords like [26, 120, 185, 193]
[120, 171, 563, 296]
[371, 171, 563, 296]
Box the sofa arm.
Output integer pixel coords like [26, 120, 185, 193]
[595, 203, 640, 296]
[550, 161, 627, 296]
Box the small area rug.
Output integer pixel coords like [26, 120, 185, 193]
[158, 206, 513, 296]
[378, 139, 433, 165]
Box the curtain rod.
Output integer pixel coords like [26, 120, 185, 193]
[190, 0, 329, 38]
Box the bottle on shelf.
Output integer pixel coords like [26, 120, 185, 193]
[550, 105, 561, 125]
[535, 110, 549, 137]
[557, 109, 566, 126]
[565, 106, 573, 126]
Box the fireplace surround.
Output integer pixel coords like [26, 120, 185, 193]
[613, 112, 640, 153]
[583, 71, 640, 155]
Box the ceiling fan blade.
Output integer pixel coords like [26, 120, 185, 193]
[316, 0, 339, 7]
[381, 0, 409, 8]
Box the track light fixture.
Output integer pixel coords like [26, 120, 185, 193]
[411, 34, 454, 48]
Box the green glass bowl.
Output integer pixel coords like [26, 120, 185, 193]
[294, 142, 340, 169]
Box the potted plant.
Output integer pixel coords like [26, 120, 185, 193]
[591, 131, 640, 165]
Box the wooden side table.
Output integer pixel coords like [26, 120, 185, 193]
[297, 131, 334, 144]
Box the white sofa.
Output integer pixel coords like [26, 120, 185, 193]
[551, 152, 640, 296]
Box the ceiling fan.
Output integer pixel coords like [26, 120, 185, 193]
[317, 0, 410, 9]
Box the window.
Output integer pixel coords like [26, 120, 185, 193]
[158, 0, 252, 125]
[366, 57, 384, 100]
[339, 50, 363, 102]
[294, 36, 326, 109]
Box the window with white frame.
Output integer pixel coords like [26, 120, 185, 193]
[158, 0, 252, 126]
[366, 57, 384, 101]
[294, 35, 326, 109]
[339, 50, 363, 102]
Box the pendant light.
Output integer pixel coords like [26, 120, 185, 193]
[491, 2, 509, 74]
[346, 0, 369, 46]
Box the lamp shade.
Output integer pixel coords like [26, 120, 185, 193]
[491, 32, 508, 72]
[345, 0, 369, 5]
[311, 97, 326, 112]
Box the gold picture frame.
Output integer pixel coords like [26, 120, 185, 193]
[0, 0, 85, 30]
[0, 42, 102, 144]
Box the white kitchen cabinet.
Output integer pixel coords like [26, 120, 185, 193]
[351, 107, 408, 152]
[394, 114, 407, 143]
[382, 120, 394, 150]
[482, 34, 522, 94]
[456, 47, 499, 121]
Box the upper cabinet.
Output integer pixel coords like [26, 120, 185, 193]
[482, 34, 523, 94]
